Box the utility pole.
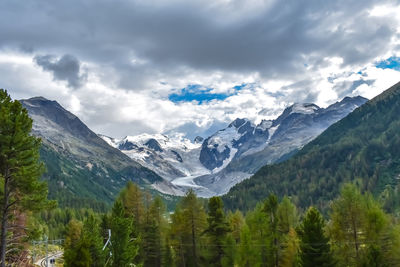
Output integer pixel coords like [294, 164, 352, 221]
[103, 229, 112, 266]
[102, 229, 112, 251]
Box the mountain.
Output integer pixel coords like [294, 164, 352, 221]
[194, 96, 367, 196]
[100, 133, 209, 187]
[20, 97, 179, 205]
[104, 95, 366, 197]
[222, 81, 400, 212]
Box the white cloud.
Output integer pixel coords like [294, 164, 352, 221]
[1, 0, 400, 140]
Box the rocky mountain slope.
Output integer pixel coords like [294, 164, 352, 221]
[103, 96, 367, 197]
[20, 97, 180, 204]
[223, 81, 400, 212]
[195, 96, 367, 196]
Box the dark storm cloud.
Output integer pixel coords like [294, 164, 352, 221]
[33, 54, 86, 89]
[0, 0, 397, 91]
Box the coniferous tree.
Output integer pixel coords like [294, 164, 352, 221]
[204, 197, 231, 267]
[297, 207, 334, 267]
[143, 197, 166, 267]
[330, 184, 365, 265]
[119, 181, 144, 232]
[82, 214, 106, 267]
[237, 224, 255, 267]
[227, 210, 244, 243]
[64, 219, 92, 267]
[110, 201, 138, 267]
[280, 228, 300, 267]
[163, 238, 175, 267]
[245, 203, 270, 266]
[170, 190, 206, 267]
[263, 194, 279, 267]
[0, 89, 54, 266]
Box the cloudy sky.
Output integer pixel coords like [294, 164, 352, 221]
[1, 0, 400, 140]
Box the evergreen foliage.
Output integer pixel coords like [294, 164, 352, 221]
[109, 201, 138, 267]
[169, 189, 207, 267]
[58, 181, 400, 267]
[204, 197, 231, 267]
[297, 207, 334, 267]
[0, 89, 55, 266]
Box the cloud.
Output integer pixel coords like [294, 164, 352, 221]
[33, 54, 86, 88]
[0, 0, 400, 139]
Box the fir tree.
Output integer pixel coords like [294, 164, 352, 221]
[170, 189, 207, 267]
[263, 194, 279, 267]
[82, 214, 106, 267]
[204, 196, 231, 267]
[110, 201, 138, 267]
[143, 197, 166, 267]
[297, 207, 334, 267]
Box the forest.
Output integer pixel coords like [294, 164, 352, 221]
[45, 181, 400, 267]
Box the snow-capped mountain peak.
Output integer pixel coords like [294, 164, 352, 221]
[101, 95, 368, 197]
[99, 132, 209, 182]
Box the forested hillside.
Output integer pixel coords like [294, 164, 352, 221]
[56, 181, 400, 267]
[223, 81, 400, 212]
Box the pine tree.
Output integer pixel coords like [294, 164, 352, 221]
[110, 201, 138, 267]
[0, 89, 54, 266]
[280, 228, 300, 267]
[277, 196, 298, 234]
[170, 189, 207, 267]
[245, 203, 270, 266]
[163, 238, 175, 267]
[64, 219, 92, 267]
[119, 181, 144, 232]
[227, 210, 245, 243]
[263, 194, 279, 267]
[204, 196, 231, 267]
[143, 197, 166, 267]
[237, 224, 254, 267]
[330, 184, 365, 265]
[297, 207, 334, 267]
[82, 214, 106, 266]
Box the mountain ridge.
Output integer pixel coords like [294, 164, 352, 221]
[222, 81, 400, 212]
[20, 97, 180, 204]
[100, 95, 367, 197]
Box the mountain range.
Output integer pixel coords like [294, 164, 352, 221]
[21, 93, 367, 204]
[99, 96, 366, 197]
[223, 81, 400, 212]
[20, 97, 181, 207]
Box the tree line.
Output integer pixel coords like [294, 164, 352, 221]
[63, 182, 400, 267]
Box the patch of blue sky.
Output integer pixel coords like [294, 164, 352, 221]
[376, 57, 400, 71]
[169, 83, 246, 104]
